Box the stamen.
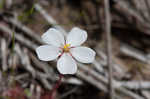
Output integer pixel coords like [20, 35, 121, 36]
[63, 44, 70, 52]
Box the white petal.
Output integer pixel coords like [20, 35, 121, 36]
[66, 27, 87, 47]
[57, 53, 77, 74]
[42, 28, 65, 47]
[36, 45, 61, 61]
[70, 47, 96, 63]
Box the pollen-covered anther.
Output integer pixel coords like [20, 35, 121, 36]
[63, 44, 70, 52]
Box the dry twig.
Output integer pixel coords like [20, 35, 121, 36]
[104, 0, 114, 98]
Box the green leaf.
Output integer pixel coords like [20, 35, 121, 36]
[11, 31, 15, 54]
[24, 89, 32, 97]
[0, 0, 5, 9]
[17, 4, 35, 22]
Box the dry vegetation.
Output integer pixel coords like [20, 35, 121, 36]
[0, 0, 150, 99]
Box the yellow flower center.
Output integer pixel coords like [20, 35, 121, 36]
[63, 44, 71, 52]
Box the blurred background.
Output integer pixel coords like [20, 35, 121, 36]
[0, 0, 150, 99]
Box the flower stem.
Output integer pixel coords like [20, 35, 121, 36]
[50, 74, 63, 99]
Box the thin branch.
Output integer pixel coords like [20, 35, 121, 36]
[1, 38, 8, 71]
[120, 44, 150, 64]
[116, 81, 150, 90]
[104, 0, 114, 98]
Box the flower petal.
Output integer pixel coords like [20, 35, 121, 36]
[70, 47, 96, 63]
[57, 53, 77, 74]
[42, 28, 65, 47]
[36, 45, 61, 61]
[66, 27, 87, 47]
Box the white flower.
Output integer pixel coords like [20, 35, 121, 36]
[36, 27, 96, 74]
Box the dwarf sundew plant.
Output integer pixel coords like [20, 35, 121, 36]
[36, 27, 96, 74]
